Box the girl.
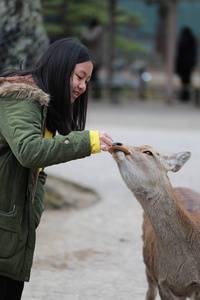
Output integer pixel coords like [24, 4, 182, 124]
[0, 38, 113, 299]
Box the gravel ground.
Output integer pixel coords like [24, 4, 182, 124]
[22, 99, 200, 300]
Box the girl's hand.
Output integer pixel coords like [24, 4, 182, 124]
[99, 131, 113, 152]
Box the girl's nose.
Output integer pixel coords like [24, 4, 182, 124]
[79, 83, 86, 92]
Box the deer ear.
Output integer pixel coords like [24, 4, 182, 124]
[166, 151, 191, 172]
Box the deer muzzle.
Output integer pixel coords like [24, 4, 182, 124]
[109, 142, 131, 155]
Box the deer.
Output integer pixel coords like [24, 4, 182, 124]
[109, 142, 200, 300]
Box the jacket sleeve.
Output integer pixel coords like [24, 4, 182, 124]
[0, 97, 91, 168]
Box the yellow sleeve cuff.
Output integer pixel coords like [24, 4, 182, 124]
[89, 130, 101, 154]
[40, 128, 53, 172]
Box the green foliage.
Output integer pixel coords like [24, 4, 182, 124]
[125, 12, 146, 28]
[66, 1, 108, 25]
[115, 36, 147, 54]
[115, 6, 146, 54]
[42, 0, 147, 54]
[116, 7, 146, 28]
[42, 0, 108, 37]
[44, 23, 64, 35]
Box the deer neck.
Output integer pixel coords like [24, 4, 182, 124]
[135, 179, 195, 247]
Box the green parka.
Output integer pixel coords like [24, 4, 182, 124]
[0, 81, 91, 282]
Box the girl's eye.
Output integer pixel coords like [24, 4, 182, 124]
[143, 151, 153, 156]
[76, 74, 90, 85]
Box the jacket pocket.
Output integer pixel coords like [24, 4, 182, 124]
[0, 205, 23, 258]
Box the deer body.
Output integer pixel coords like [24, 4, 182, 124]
[109, 144, 200, 300]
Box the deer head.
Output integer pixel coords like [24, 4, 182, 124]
[109, 143, 191, 195]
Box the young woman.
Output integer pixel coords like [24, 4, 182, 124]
[0, 38, 113, 299]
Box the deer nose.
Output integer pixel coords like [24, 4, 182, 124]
[112, 142, 123, 146]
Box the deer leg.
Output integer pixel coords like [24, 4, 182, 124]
[145, 268, 157, 300]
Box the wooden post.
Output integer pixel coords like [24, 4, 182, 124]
[165, 0, 178, 105]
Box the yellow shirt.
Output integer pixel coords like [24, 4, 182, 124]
[39, 128, 53, 172]
[44, 128, 54, 139]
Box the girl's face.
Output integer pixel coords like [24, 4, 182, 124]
[71, 61, 93, 102]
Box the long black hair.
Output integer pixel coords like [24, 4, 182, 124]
[1, 38, 93, 135]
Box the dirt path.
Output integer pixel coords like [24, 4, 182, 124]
[22, 100, 200, 300]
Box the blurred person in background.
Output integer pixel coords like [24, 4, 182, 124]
[0, 38, 113, 299]
[175, 26, 198, 102]
[81, 17, 103, 100]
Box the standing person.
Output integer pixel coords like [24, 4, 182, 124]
[0, 38, 113, 299]
[175, 27, 198, 101]
[81, 17, 103, 99]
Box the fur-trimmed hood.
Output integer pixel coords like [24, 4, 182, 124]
[0, 76, 50, 106]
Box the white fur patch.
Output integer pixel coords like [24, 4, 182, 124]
[114, 151, 125, 161]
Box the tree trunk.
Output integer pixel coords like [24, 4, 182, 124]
[0, 0, 49, 71]
[165, 0, 178, 105]
[155, 1, 169, 58]
[107, 0, 116, 102]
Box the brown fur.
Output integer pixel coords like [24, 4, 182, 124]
[110, 144, 200, 300]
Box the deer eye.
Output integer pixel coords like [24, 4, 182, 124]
[143, 151, 153, 156]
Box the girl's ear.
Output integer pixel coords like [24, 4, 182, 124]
[165, 151, 191, 172]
